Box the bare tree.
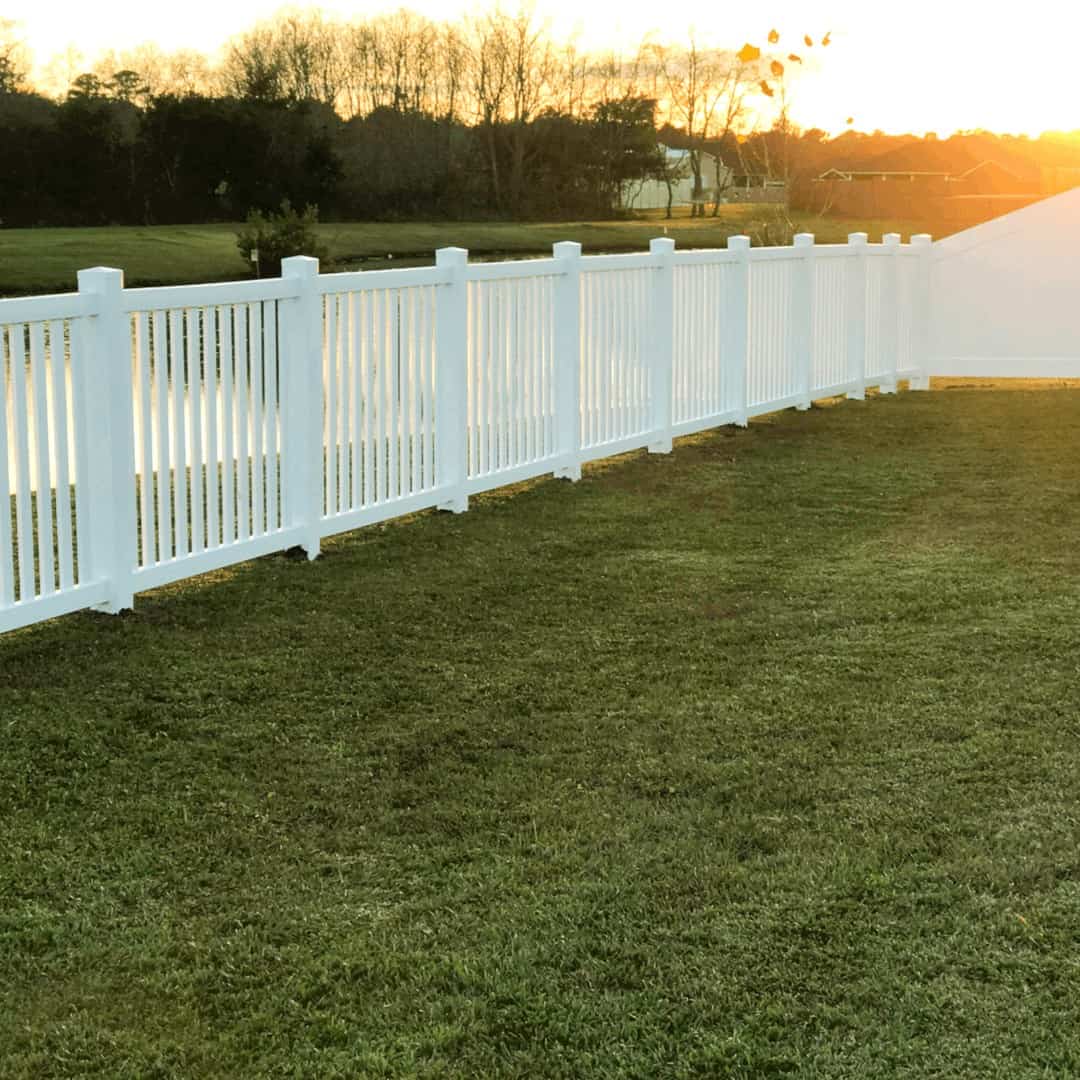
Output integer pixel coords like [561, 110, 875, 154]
[648, 34, 755, 217]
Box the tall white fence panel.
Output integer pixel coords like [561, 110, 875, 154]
[929, 186, 1080, 377]
[1, 233, 930, 636]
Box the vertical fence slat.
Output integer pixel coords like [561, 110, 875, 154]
[264, 301, 279, 530]
[204, 306, 219, 547]
[47, 320, 75, 590]
[220, 306, 235, 544]
[407, 288, 419, 493]
[169, 309, 189, 559]
[881, 234, 901, 394]
[421, 286, 434, 490]
[349, 292, 362, 507]
[152, 310, 172, 558]
[187, 308, 205, 553]
[323, 295, 334, 515]
[0, 334, 12, 605]
[135, 313, 154, 566]
[388, 291, 400, 500]
[29, 323, 55, 595]
[373, 290, 385, 502]
[365, 289, 378, 503]
[236, 304, 250, 541]
[250, 301, 265, 534]
[9, 326, 33, 600]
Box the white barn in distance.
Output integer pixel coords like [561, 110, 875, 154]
[621, 145, 734, 211]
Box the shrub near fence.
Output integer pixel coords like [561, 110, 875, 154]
[0, 232, 932, 636]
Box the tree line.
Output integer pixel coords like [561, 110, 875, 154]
[0, 9, 825, 228]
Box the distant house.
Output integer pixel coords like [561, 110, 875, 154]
[621, 144, 733, 212]
[792, 155, 1045, 224]
[812, 160, 1033, 194]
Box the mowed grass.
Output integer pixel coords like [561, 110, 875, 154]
[4, 384, 1080, 1077]
[0, 208, 947, 296]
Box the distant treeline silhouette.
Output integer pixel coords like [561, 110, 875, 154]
[1, 9, 1078, 228]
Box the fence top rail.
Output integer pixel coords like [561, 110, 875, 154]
[122, 276, 299, 313]
[0, 291, 92, 325]
[318, 265, 451, 295]
[671, 249, 736, 266]
[464, 258, 566, 282]
[747, 247, 807, 264]
[580, 252, 657, 273]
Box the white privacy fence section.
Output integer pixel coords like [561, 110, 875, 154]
[929, 186, 1080, 377]
[1, 231, 931, 635]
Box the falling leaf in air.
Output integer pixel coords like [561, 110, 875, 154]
[822, 31, 832, 46]
[759, 80, 775, 97]
[737, 43, 761, 63]
[768, 28, 780, 43]
[846, 116, 854, 125]
[804, 34, 814, 47]
[770, 60, 785, 77]
[788, 53, 803, 63]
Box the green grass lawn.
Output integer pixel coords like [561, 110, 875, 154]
[0, 208, 948, 297]
[4, 384, 1079, 1077]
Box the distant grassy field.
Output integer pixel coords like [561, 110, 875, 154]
[3, 384, 1080, 1077]
[0, 207, 948, 296]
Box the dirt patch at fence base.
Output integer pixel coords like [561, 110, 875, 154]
[933, 377, 1080, 391]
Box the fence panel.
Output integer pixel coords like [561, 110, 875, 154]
[579, 267, 654, 453]
[812, 253, 849, 393]
[0, 309, 104, 632]
[320, 282, 442, 532]
[466, 272, 558, 485]
[125, 294, 300, 592]
[747, 257, 799, 410]
[673, 261, 730, 428]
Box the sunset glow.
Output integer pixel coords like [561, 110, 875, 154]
[5, 0, 1080, 135]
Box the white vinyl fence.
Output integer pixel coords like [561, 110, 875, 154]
[1, 231, 931, 635]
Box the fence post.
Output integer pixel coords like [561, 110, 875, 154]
[435, 247, 469, 511]
[280, 255, 322, 559]
[553, 241, 582, 480]
[909, 233, 933, 390]
[793, 233, 815, 410]
[648, 237, 675, 453]
[880, 232, 901, 394]
[845, 232, 868, 400]
[725, 235, 750, 426]
[76, 267, 136, 613]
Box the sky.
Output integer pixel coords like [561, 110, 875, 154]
[5, 0, 1080, 136]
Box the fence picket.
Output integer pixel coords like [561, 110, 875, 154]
[47, 320, 75, 590]
[0, 335, 12, 606]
